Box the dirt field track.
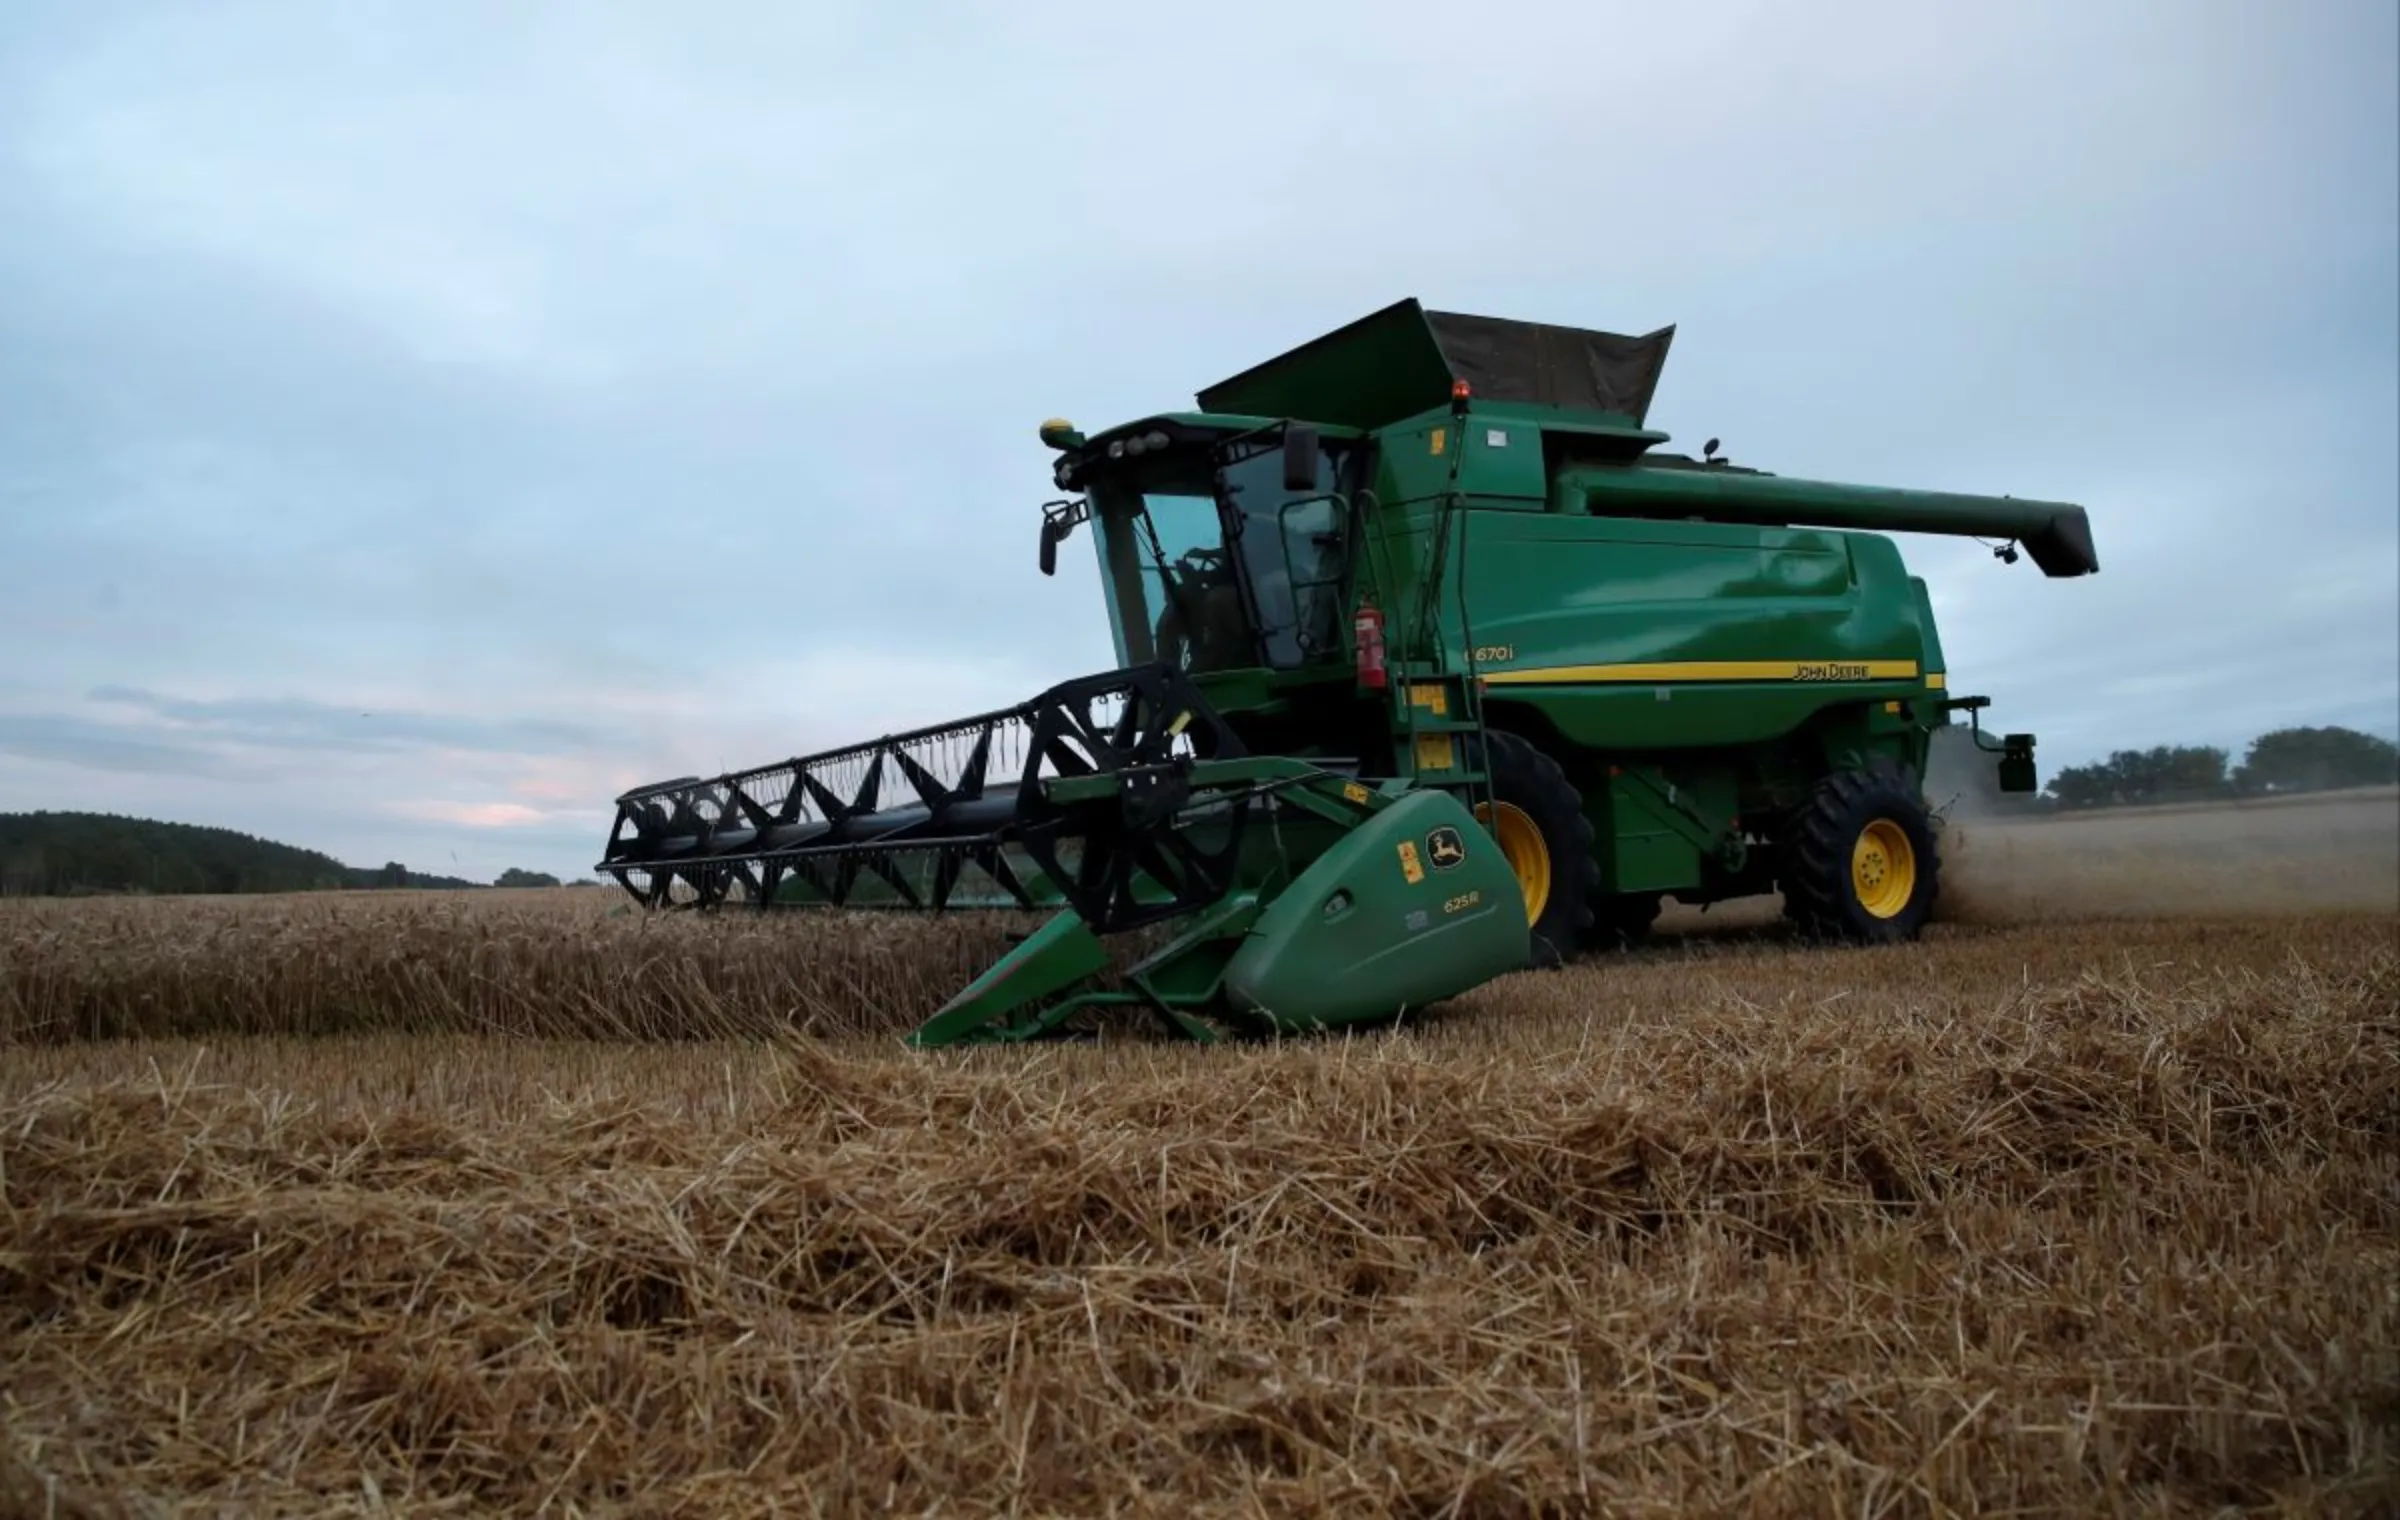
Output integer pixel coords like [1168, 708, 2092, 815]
[2, 793, 2395, 1516]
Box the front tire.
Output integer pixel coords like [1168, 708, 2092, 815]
[1475, 731, 1601, 967]
[1780, 758, 1941, 942]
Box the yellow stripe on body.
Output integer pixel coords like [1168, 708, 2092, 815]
[1481, 659, 1923, 686]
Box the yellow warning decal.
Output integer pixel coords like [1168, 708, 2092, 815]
[1482, 659, 1922, 686]
[1397, 839, 1424, 884]
[1414, 733, 1455, 771]
[1429, 427, 1447, 456]
[1408, 683, 1448, 716]
[1342, 781, 1371, 806]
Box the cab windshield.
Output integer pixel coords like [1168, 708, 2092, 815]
[1090, 433, 1355, 674]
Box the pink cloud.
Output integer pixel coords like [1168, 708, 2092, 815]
[508, 772, 586, 803]
[390, 799, 548, 828]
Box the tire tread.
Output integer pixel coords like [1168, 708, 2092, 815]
[1780, 756, 1941, 942]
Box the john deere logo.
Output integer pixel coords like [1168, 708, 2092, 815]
[1426, 825, 1467, 871]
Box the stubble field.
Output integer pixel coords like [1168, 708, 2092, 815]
[2, 792, 2395, 1516]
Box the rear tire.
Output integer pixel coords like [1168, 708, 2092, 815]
[1475, 731, 1600, 968]
[1780, 757, 1940, 943]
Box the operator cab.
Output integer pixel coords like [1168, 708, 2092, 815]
[1038, 416, 1366, 676]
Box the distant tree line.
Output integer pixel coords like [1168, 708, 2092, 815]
[1933, 723, 2398, 814]
[0, 811, 598, 899]
[10, 723, 2391, 897]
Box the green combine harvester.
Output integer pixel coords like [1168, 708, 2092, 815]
[597, 300, 2098, 1046]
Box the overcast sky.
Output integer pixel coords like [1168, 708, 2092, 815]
[2, 1, 2394, 883]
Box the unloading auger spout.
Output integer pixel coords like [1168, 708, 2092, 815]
[595, 663, 1535, 1046]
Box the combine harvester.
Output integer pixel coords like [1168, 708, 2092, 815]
[597, 300, 2098, 1047]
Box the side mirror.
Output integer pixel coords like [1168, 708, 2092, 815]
[1282, 424, 1320, 492]
[1037, 498, 1088, 578]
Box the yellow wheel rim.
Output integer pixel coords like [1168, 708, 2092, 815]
[1851, 818, 1918, 919]
[1475, 801, 1552, 924]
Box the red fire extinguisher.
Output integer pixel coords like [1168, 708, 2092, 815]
[1353, 597, 1387, 690]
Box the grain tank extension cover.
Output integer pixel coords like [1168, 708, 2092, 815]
[1196, 298, 1676, 433]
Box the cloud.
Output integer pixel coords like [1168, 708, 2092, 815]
[0, 0, 2393, 885]
[0, 712, 252, 780]
[388, 801, 552, 830]
[83, 686, 610, 756]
